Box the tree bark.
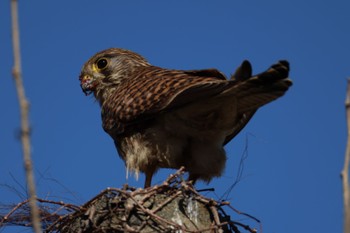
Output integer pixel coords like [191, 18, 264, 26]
[341, 79, 350, 233]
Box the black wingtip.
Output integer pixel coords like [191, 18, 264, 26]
[278, 60, 289, 69]
[231, 60, 252, 81]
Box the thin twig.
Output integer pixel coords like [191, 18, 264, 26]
[341, 79, 350, 233]
[151, 190, 182, 214]
[10, 0, 42, 232]
[0, 200, 29, 224]
[36, 199, 80, 212]
[112, 188, 185, 231]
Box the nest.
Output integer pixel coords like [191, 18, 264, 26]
[1, 168, 258, 233]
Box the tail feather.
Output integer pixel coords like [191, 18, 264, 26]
[226, 60, 292, 113]
[231, 60, 252, 81]
[223, 60, 292, 144]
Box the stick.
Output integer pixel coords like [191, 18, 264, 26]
[10, 0, 42, 232]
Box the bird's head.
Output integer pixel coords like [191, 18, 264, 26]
[79, 48, 150, 98]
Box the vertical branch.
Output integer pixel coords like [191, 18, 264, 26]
[10, 0, 42, 232]
[342, 79, 350, 233]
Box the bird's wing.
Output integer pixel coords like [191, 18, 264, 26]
[101, 67, 232, 134]
[223, 60, 291, 113]
[223, 110, 256, 145]
[183, 69, 227, 80]
[102, 61, 292, 137]
[222, 60, 255, 144]
[223, 60, 292, 144]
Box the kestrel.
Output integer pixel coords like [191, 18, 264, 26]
[79, 48, 292, 188]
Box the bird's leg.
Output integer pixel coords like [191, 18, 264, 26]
[144, 170, 154, 188]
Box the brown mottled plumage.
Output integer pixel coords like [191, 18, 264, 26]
[79, 48, 292, 188]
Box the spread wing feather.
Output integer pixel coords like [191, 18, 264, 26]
[102, 60, 291, 141]
[102, 67, 231, 134]
[223, 60, 291, 144]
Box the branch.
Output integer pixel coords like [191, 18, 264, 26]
[341, 79, 350, 233]
[10, 0, 42, 232]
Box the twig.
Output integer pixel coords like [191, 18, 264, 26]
[10, 0, 42, 232]
[230, 221, 257, 233]
[112, 188, 185, 231]
[0, 199, 29, 225]
[151, 190, 182, 214]
[36, 198, 80, 212]
[341, 79, 350, 233]
[226, 204, 260, 223]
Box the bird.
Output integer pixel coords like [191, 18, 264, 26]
[79, 48, 292, 188]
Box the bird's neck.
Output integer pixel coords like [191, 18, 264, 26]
[94, 83, 118, 106]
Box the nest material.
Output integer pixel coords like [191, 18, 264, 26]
[1, 168, 258, 233]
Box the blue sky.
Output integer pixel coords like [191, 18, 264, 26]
[0, 1, 349, 232]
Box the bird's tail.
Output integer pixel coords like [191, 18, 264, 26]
[225, 60, 292, 113]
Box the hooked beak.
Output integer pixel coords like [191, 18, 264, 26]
[79, 74, 95, 96]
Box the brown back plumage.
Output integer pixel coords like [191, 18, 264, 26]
[79, 48, 292, 187]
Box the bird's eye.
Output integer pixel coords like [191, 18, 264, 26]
[96, 58, 108, 70]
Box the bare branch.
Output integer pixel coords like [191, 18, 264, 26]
[341, 79, 350, 233]
[10, 0, 42, 232]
